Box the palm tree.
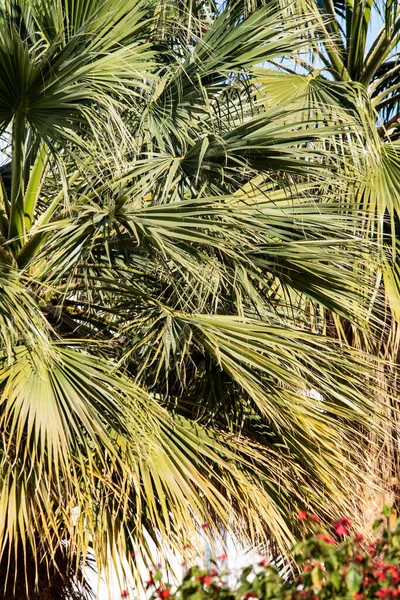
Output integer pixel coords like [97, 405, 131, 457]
[0, 0, 384, 597]
[249, 0, 400, 516]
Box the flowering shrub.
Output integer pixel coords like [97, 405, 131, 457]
[134, 508, 400, 600]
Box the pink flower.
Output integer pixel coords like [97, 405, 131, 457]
[298, 511, 308, 520]
[218, 554, 228, 561]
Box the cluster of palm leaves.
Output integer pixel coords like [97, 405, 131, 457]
[271, 0, 400, 511]
[0, 0, 398, 597]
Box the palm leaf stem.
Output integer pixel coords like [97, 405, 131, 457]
[8, 110, 25, 250]
[23, 143, 47, 233]
[320, 0, 345, 53]
[361, 25, 400, 86]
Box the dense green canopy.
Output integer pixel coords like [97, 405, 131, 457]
[0, 0, 394, 597]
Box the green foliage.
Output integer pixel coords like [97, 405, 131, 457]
[145, 511, 400, 600]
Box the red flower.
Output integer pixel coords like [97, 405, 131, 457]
[335, 524, 349, 536]
[309, 515, 319, 523]
[368, 540, 380, 555]
[244, 593, 259, 599]
[354, 555, 364, 563]
[209, 570, 219, 577]
[376, 589, 390, 598]
[218, 554, 227, 561]
[258, 558, 269, 566]
[304, 565, 312, 572]
[316, 533, 335, 544]
[376, 572, 387, 582]
[298, 511, 308, 520]
[196, 575, 213, 585]
[353, 595, 364, 600]
[201, 522, 211, 529]
[333, 518, 351, 536]
[159, 591, 171, 599]
[121, 592, 129, 599]
[355, 533, 364, 543]
[130, 550, 135, 558]
[387, 567, 400, 583]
